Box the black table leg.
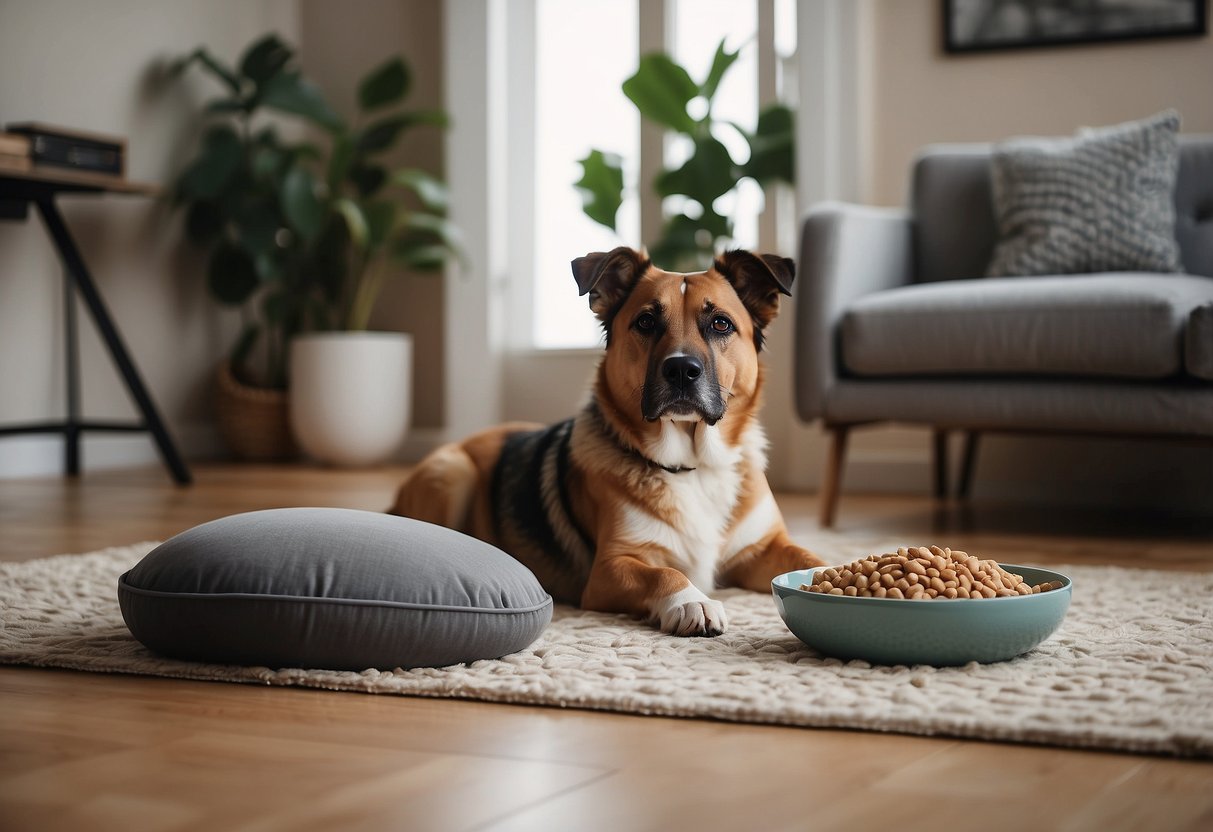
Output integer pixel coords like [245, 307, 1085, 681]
[35, 197, 192, 485]
[63, 266, 81, 475]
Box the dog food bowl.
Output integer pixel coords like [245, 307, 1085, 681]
[772, 564, 1072, 666]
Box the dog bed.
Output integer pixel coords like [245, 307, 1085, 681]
[117, 507, 553, 671]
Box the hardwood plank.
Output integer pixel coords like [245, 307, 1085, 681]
[1, 463, 1211, 831]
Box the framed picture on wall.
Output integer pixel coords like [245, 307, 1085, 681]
[945, 0, 1208, 53]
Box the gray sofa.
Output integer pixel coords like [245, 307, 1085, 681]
[796, 137, 1213, 527]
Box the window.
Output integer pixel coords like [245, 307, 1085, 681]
[532, 0, 640, 349]
[524, 0, 796, 350]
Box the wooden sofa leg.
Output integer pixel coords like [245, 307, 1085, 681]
[819, 426, 850, 528]
[957, 431, 981, 500]
[932, 429, 949, 499]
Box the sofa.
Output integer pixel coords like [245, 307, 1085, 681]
[795, 134, 1213, 527]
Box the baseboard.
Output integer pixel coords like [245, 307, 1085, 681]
[0, 422, 225, 479]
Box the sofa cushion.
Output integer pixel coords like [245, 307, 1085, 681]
[1188, 304, 1213, 381]
[118, 508, 553, 671]
[986, 110, 1183, 278]
[840, 274, 1213, 380]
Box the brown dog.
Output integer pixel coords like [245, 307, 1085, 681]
[390, 247, 823, 635]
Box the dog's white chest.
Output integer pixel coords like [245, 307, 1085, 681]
[616, 461, 741, 592]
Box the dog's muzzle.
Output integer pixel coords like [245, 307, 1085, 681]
[642, 353, 725, 424]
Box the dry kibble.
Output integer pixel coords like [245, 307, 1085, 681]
[800, 548, 1065, 601]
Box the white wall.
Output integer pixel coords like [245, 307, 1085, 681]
[0, 0, 300, 475]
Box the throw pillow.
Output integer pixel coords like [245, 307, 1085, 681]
[986, 110, 1183, 278]
[118, 507, 553, 671]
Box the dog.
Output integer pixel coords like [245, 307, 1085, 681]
[390, 246, 824, 636]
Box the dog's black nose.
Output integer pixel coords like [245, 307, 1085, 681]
[662, 355, 703, 386]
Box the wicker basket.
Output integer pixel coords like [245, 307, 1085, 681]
[213, 362, 299, 461]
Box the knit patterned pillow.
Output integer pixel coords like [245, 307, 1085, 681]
[986, 110, 1183, 278]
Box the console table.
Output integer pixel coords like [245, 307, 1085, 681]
[0, 167, 192, 484]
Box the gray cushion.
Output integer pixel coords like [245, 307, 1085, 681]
[1188, 303, 1213, 381]
[118, 508, 553, 671]
[824, 378, 1213, 437]
[986, 110, 1183, 278]
[840, 273, 1213, 380]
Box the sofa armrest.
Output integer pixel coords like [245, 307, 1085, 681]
[795, 202, 914, 423]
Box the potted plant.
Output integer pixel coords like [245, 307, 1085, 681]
[172, 34, 459, 463]
[575, 39, 794, 270]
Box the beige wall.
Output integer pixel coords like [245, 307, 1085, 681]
[299, 0, 446, 429]
[865, 0, 1213, 206]
[0, 0, 300, 473]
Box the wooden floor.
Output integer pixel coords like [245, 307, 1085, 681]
[2, 464, 1212, 831]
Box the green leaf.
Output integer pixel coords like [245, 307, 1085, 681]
[622, 53, 698, 135]
[311, 219, 351, 303]
[403, 211, 462, 247]
[358, 56, 411, 111]
[281, 165, 325, 242]
[648, 213, 724, 272]
[333, 198, 369, 248]
[173, 48, 241, 93]
[184, 200, 224, 245]
[363, 201, 397, 249]
[254, 250, 284, 283]
[392, 212, 464, 268]
[239, 35, 292, 85]
[575, 149, 624, 230]
[355, 111, 448, 154]
[700, 39, 739, 103]
[393, 241, 452, 271]
[250, 143, 285, 182]
[231, 196, 281, 255]
[654, 136, 736, 206]
[349, 164, 387, 197]
[207, 243, 259, 304]
[176, 126, 243, 201]
[326, 135, 355, 192]
[259, 72, 344, 131]
[391, 169, 448, 213]
[741, 103, 795, 184]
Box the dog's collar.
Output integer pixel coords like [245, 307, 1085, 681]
[636, 452, 697, 475]
[588, 403, 697, 475]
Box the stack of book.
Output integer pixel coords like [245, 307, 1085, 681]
[0, 131, 31, 173]
[1, 124, 127, 178]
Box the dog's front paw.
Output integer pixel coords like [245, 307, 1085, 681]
[653, 588, 728, 637]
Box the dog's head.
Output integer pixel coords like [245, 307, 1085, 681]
[572, 247, 793, 430]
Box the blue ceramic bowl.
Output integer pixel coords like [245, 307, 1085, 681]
[772, 564, 1072, 666]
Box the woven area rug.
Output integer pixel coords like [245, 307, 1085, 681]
[2, 543, 1212, 758]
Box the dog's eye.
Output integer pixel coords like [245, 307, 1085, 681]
[635, 312, 657, 333]
[710, 315, 734, 334]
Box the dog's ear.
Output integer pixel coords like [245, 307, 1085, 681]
[714, 250, 795, 333]
[571, 247, 650, 321]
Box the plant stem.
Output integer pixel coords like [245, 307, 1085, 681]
[346, 255, 384, 331]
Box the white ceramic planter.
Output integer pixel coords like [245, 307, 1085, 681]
[289, 332, 412, 466]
